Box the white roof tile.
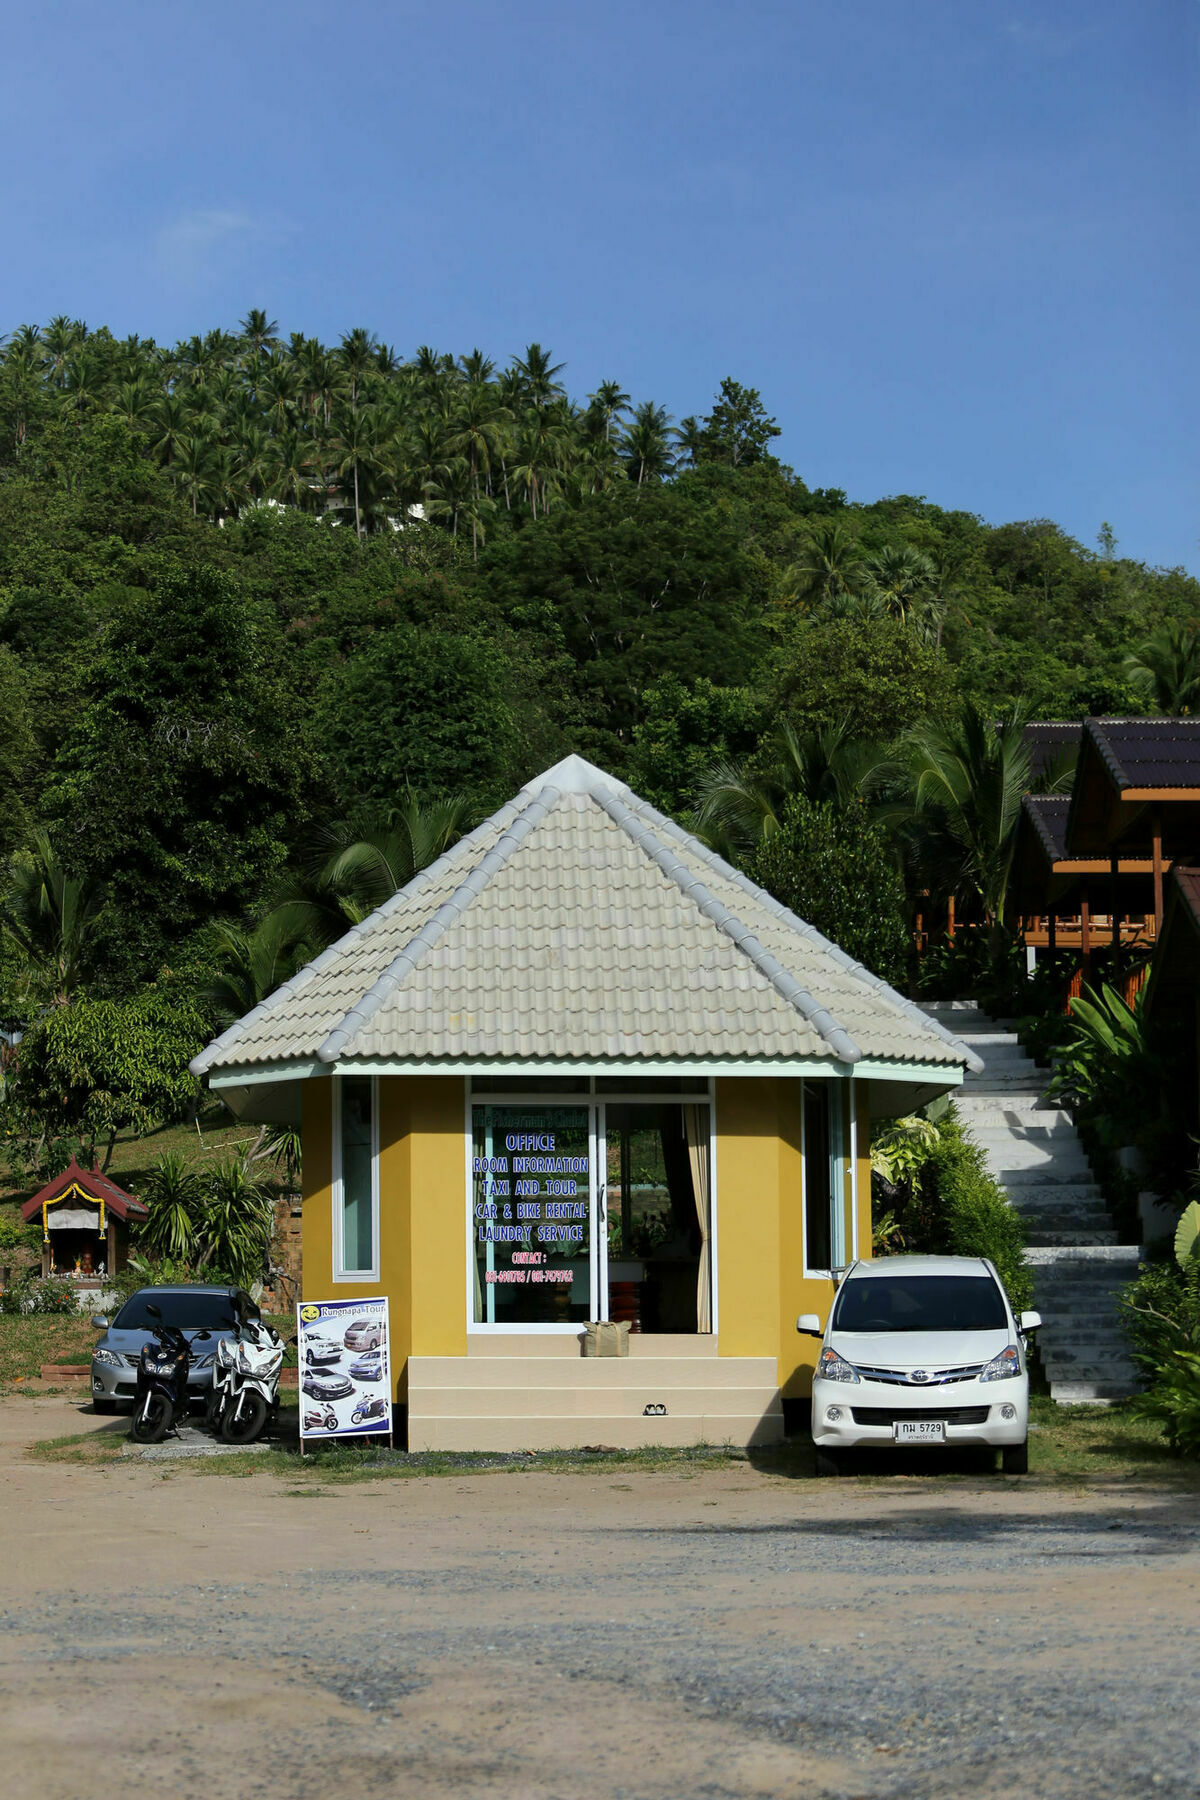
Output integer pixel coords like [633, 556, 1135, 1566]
[193, 758, 979, 1076]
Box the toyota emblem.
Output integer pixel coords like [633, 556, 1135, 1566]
[910, 1369, 929, 1384]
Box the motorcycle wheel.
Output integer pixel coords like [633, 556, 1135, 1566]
[221, 1390, 269, 1444]
[131, 1392, 173, 1444]
[204, 1389, 225, 1432]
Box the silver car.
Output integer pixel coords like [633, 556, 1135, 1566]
[90, 1284, 259, 1412]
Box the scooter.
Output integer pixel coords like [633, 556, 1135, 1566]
[350, 1395, 388, 1428]
[130, 1307, 211, 1444]
[303, 1404, 338, 1432]
[210, 1313, 286, 1444]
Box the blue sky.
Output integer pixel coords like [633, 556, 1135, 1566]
[3, 1, 1195, 571]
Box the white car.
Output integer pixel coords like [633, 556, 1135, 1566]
[799, 1254, 1041, 1476]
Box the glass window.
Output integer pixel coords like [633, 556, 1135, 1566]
[336, 1076, 376, 1277]
[804, 1083, 846, 1272]
[471, 1105, 592, 1325]
[604, 1103, 712, 1333]
[834, 1273, 1006, 1333]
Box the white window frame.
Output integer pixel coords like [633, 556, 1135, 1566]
[801, 1077, 850, 1280]
[332, 1073, 380, 1283]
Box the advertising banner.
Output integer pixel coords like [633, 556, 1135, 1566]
[296, 1296, 392, 1445]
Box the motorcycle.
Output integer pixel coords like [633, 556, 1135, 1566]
[130, 1306, 211, 1444]
[209, 1313, 286, 1444]
[208, 1323, 283, 1443]
[303, 1404, 338, 1432]
[350, 1395, 389, 1428]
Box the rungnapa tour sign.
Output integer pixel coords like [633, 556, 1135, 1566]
[296, 1296, 393, 1446]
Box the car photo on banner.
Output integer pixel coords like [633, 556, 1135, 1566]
[296, 1297, 393, 1446]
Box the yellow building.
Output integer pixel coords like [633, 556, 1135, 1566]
[193, 756, 976, 1449]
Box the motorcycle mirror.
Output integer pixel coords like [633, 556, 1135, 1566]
[193, 1329, 212, 1340]
[145, 1302, 162, 1320]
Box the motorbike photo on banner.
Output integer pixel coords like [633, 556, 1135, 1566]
[297, 1297, 392, 1447]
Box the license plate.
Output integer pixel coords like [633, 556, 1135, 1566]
[893, 1419, 946, 1443]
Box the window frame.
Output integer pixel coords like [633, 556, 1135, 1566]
[801, 1077, 852, 1280]
[332, 1073, 380, 1283]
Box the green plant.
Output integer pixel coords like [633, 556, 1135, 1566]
[201, 1157, 274, 1288]
[0, 1269, 78, 1316]
[1044, 982, 1163, 1150]
[0, 1211, 40, 1253]
[138, 1149, 203, 1261]
[1135, 1350, 1200, 1457]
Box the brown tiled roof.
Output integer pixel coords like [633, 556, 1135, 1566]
[20, 1157, 148, 1223]
[1171, 865, 1200, 929]
[1088, 718, 1200, 791]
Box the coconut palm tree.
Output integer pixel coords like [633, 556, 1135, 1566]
[620, 401, 675, 487]
[903, 703, 1032, 930]
[695, 720, 897, 857]
[204, 912, 317, 1027]
[1124, 622, 1200, 715]
[513, 343, 566, 408]
[588, 380, 631, 444]
[784, 521, 865, 610]
[0, 833, 105, 1004]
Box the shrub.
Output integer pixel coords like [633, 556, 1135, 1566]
[1118, 1259, 1200, 1378]
[0, 1270, 79, 1316]
[748, 794, 910, 985]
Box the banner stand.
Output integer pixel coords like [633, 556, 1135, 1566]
[296, 1296, 393, 1451]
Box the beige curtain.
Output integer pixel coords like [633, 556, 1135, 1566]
[684, 1105, 712, 1334]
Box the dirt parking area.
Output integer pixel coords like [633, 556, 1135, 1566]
[1, 1398, 1198, 1800]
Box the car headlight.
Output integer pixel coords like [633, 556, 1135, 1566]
[817, 1347, 860, 1384]
[92, 1348, 124, 1368]
[981, 1346, 1022, 1382]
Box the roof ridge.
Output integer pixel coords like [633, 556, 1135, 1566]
[191, 802, 522, 1077]
[315, 786, 561, 1064]
[617, 793, 984, 1075]
[590, 788, 861, 1064]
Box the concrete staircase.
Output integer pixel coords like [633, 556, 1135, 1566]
[406, 1334, 784, 1452]
[920, 1001, 1140, 1404]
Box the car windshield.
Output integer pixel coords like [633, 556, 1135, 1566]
[833, 1273, 1007, 1334]
[113, 1291, 240, 1331]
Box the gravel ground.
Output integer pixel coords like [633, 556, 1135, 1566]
[1, 1397, 1197, 1799]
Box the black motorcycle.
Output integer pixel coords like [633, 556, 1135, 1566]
[130, 1305, 211, 1444]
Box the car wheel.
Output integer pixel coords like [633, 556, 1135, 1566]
[1001, 1440, 1029, 1475]
[814, 1448, 842, 1477]
[92, 1398, 117, 1415]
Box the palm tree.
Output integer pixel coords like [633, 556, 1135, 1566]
[673, 416, 706, 468]
[863, 543, 936, 623]
[173, 430, 221, 518]
[1124, 622, 1200, 715]
[0, 833, 105, 1004]
[204, 912, 317, 1028]
[904, 703, 1032, 929]
[588, 380, 630, 444]
[513, 343, 566, 408]
[620, 401, 675, 487]
[784, 521, 865, 610]
[695, 719, 896, 858]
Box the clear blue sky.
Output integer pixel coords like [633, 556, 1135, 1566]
[3, 1, 1195, 571]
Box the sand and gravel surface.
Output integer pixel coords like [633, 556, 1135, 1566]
[1, 1397, 1198, 1800]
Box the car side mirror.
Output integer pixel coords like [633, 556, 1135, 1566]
[194, 1329, 212, 1341]
[796, 1313, 823, 1335]
[1019, 1311, 1042, 1332]
[90, 1315, 109, 1330]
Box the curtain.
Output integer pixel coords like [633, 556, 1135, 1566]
[683, 1105, 712, 1333]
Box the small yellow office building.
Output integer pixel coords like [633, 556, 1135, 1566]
[194, 756, 975, 1449]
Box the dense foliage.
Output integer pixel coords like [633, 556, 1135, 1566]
[0, 313, 1198, 1172]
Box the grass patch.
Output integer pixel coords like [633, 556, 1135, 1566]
[0, 1314, 98, 1383]
[26, 1396, 1200, 1488]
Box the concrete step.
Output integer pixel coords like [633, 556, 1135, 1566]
[407, 1411, 785, 1452]
[1048, 1384, 1138, 1405]
[1026, 1245, 1142, 1266]
[1025, 1229, 1119, 1246]
[412, 1385, 784, 1421]
[413, 1354, 779, 1390]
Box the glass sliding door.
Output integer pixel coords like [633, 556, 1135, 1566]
[603, 1102, 712, 1333]
[803, 1081, 847, 1275]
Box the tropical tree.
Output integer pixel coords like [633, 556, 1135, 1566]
[203, 913, 317, 1029]
[0, 833, 105, 1005]
[785, 520, 865, 610]
[620, 401, 675, 487]
[863, 543, 937, 623]
[903, 703, 1034, 929]
[1124, 622, 1200, 715]
[695, 719, 896, 857]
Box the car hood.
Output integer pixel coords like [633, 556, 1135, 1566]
[99, 1326, 233, 1358]
[829, 1328, 1012, 1371]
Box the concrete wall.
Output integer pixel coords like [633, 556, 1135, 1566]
[303, 1071, 873, 1426]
